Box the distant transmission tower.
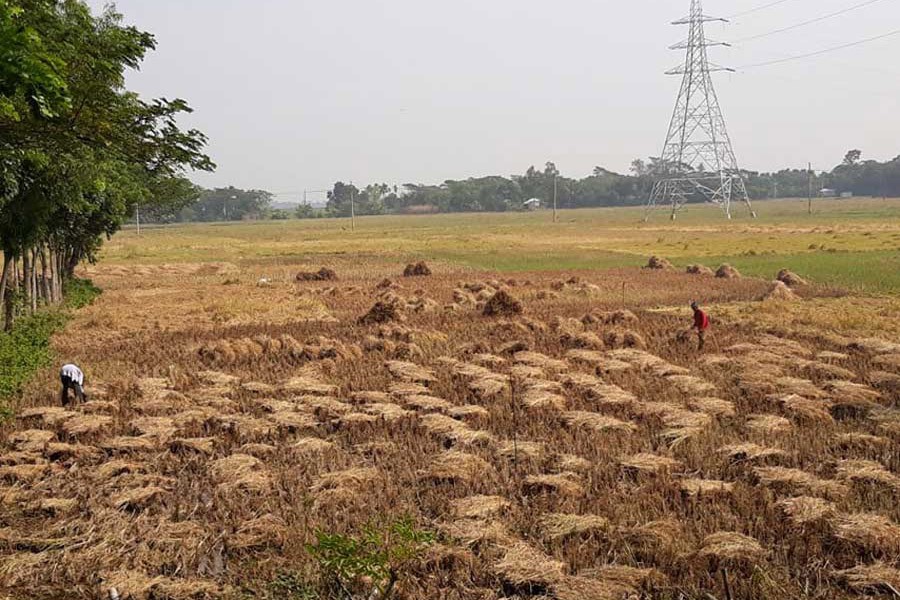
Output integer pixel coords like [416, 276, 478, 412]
[646, 0, 756, 220]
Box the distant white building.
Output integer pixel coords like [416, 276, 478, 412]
[819, 188, 837, 198]
[523, 198, 542, 211]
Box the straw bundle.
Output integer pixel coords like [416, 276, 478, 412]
[523, 472, 584, 497]
[540, 513, 610, 540]
[494, 542, 565, 588]
[753, 467, 848, 499]
[423, 451, 492, 483]
[834, 563, 900, 595]
[698, 531, 766, 564]
[834, 513, 900, 553]
[450, 495, 510, 519]
[620, 453, 682, 474]
[778, 496, 837, 525]
[680, 478, 734, 497]
[563, 411, 636, 434]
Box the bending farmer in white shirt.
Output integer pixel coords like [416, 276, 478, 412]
[60, 364, 88, 405]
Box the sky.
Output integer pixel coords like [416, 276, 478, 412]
[87, 0, 900, 202]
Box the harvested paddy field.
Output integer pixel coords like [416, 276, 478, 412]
[2, 203, 900, 599]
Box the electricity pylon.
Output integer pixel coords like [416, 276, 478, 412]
[646, 0, 756, 221]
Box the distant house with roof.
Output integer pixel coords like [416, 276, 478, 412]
[523, 198, 542, 211]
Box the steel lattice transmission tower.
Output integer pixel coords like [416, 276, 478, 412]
[646, 0, 756, 220]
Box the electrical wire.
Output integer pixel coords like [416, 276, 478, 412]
[737, 27, 900, 69]
[727, 0, 801, 19]
[732, 0, 891, 43]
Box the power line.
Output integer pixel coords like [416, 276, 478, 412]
[732, 0, 890, 43]
[727, 0, 801, 19]
[738, 27, 900, 69]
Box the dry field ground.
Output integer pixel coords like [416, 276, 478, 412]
[2, 200, 900, 599]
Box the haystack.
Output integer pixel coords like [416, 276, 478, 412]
[715, 263, 741, 279]
[776, 269, 807, 287]
[403, 261, 432, 277]
[358, 300, 403, 325]
[645, 256, 673, 270]
[686, 264, 715, 276]
[482, 289, 523, 317]
[296, 267, 337, 282]
[603, 329, 646, 350]
[761, 280, 800, 302]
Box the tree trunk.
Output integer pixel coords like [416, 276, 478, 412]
[39, 245, 52, 304]
[29, 248, 38, 312]
[4, 255, 17, 332]
[0, 255, 8, 308]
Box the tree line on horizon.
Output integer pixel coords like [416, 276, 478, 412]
[159, 150, 900, 223]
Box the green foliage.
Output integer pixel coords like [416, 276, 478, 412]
[266, 572, 319, 600]
[0, 277, 100, 416]
[1, 0, 213, 288]
[174, 187, 272, 222]
[307, 517, 434, 600]
[63, 277, 101, 309]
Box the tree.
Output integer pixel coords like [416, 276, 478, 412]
[0, 0, 213, 329]
[843, 149, 862, 166]
[326, 181, 359, 217]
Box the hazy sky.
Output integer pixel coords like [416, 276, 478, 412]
[87, 0, 899, 201]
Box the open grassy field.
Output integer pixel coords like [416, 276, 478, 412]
[1, 197, 899, 600]
[105, 198, 900, 294]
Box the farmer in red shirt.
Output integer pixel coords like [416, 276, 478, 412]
[691, 301, 710, 350]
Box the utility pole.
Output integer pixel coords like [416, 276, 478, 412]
[773, 180, 778, 199]
[349, 181, 356, 232]
[807, 162, 813, 215]
[553, 173, 558, 223]
[135, 204, 141, 236]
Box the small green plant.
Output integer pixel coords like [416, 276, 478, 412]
[63, 278, 102, 309]
[267, 571, 319, 600]
[306, 516, 434, 600]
